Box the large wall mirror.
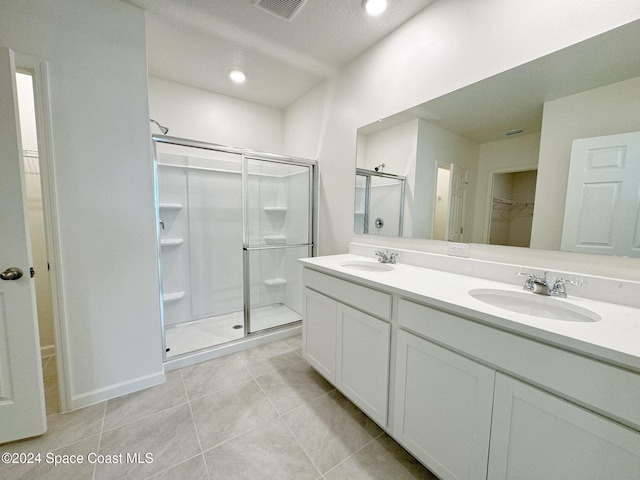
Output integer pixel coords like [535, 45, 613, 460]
[355, 19, 640, 256]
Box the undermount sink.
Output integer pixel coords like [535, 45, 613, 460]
[339, 260, 394, 272]
[468, 288, 601, 323]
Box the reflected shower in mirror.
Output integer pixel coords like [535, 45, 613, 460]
[355, 169, 406, 236]
[354, 19, 640, 256]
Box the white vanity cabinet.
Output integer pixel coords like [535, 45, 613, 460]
[397, 296, 640, 480]
[488, 373, 640, 480]
[302, 269, 392, 427]
[302, 287, 338, 381]
[301, 258, 640, 480]
[394, 329, 495, 480]
[336, 303, 390, 426]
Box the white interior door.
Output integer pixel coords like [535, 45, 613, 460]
[447, 163, 467, 241]
[0, 46, 47, 443]
[562, 132, 640, 256]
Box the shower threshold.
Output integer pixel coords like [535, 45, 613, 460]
[164, 303, 301, 359]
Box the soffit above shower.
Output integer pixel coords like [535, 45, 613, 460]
[121, 0, 436, 109]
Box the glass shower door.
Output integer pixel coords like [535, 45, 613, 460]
[243, 156, 314, 334]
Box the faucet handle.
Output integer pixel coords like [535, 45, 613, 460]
[550, 278, 582, 298]
[516, 272, 536, 291]
[374, 250, 388, 263]
[388, 252, 399, 264]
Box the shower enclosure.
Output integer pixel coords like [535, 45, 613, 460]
[152, 135, 316, 362]
[354, 168, 405, 236]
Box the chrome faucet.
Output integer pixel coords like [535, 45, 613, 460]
[517, 271, 582, 297]
[517, 271, 550, 295]
[375, 250, 398, 264]
[549, 277, 583, 298]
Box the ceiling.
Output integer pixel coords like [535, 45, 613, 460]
[123, 0, 436, 109]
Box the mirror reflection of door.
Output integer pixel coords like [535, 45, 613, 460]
[433, 163, 468, 241]
[488, 169, 537, 247]
[561, 131, 640, 256]
[433, 166, 450, 240]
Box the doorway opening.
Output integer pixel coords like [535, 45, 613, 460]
[16, 71, 58, 414]
[433, 166, 451, 240]
[488, 169, 537, 247]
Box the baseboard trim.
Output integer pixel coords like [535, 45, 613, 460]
[69, 370, 166, 412]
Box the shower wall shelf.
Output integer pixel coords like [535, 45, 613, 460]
[264, 206, 287, 213]
[163, 292, 185, 303]
[159, 203, 183, 210]
[264, 235, 287, 245]
[264, 278, 287, 287]
[161, 239, 184, 247]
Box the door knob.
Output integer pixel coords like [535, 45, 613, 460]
[1, 267, 23, 281]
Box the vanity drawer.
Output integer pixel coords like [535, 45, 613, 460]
[398, 298, 640, 431]
[303, 268, 392, 320]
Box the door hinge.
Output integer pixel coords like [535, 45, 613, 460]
[30, 267, 35, 278]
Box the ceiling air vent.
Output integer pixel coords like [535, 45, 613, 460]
[252, 0, 308, 21]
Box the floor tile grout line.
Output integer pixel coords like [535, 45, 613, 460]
[91, 401, 108, 480]
[185, 375, 257, 405]
[279, 410, 325, 478]
[180, 370, 212, 480]
[320, 429, 385, 478]
[100, 398, 191, 435]
[141, 453, 204, 480]
[195, 377, 283, 454]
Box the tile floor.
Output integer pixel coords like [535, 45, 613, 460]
[0, 335, 437, 480]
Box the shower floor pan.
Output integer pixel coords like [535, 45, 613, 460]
[165, 303, 301, 358]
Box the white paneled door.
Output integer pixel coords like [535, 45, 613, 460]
[562, 131, 640, 256]
[0, 46, 47, 443]
[447, 163, 467, 242]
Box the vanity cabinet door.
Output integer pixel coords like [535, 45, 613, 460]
[302, 288, 337, 382]
[336, 304, 391, 427]
[394, 330, 495, 480]
[488, 373, 640, 480]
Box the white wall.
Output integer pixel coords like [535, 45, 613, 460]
[285, 0, 640, 278]
[284, 81, 331, 160]
[531, 75, 640, 250]
[1, 0, 164, 409]
[149, 77, 284, 153]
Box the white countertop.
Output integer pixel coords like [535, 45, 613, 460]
[300, 254, 640, 373]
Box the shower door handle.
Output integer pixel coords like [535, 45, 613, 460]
[1, 267, 23, 280]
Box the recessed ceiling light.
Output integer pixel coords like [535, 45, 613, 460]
[364, 0, 388, 16]
[228, 69, 247, 83]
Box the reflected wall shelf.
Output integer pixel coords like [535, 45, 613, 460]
[159, 203, 183, 210]
[161, 239, 184, 247]
[264, 206, 287, 213]
[163, 292, 185, 303]
[264, 278, 287, 287]
[264, 235, 287, 245]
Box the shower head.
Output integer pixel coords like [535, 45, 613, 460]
[150, 119, 169, 135]
[374, 163, 385, 172]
